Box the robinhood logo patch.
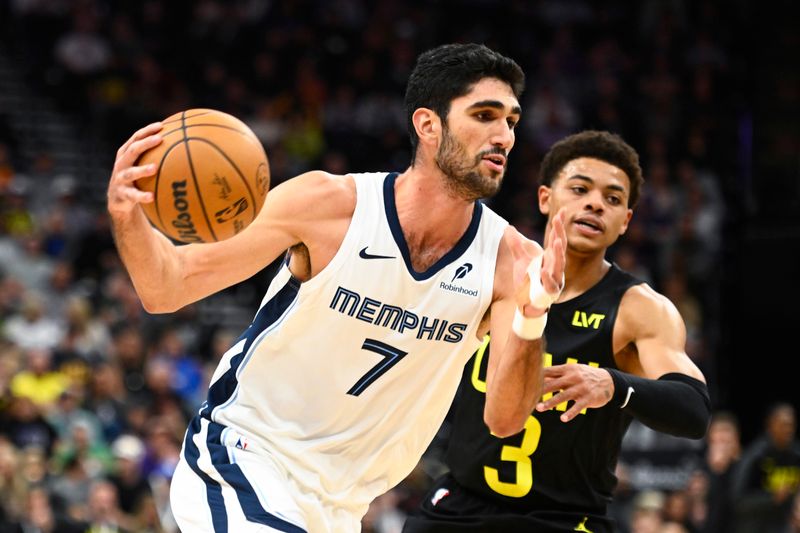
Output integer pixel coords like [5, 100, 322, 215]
[441, 263, 478, 297]
[451, 262, 473, 282]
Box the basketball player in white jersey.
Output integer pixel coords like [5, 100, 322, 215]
[107, 43, 566, 532]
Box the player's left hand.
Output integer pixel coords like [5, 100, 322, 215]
[509, 209, 566, 317]
[535, 363, 615, 422]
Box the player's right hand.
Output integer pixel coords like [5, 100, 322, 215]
[107, 122, 163, 217]
[536, 362, 614, 422]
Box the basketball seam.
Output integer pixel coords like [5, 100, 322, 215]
[161, 110, 214, 126]
[181, 111, 219, 242]
[161, 124, 256, 139]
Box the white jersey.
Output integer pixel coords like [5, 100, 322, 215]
[176, 172, 508, 532]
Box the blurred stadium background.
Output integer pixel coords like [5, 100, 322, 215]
[0, 1, 797, 532]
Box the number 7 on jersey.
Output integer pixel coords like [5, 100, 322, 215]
[347, 339, 408, 396]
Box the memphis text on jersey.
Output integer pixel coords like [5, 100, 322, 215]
[330, 286, 468, 343]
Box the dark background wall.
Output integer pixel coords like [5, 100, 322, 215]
[723, 0, 799, 443]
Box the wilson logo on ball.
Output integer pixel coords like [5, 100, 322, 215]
[170, 180, 201, 243]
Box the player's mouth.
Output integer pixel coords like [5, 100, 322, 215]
[481, 154, 506, 173]
[573, 215, 605, 236]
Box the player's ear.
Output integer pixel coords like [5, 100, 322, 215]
[619, 208, 633, 235]
[538, 185, 552, 216]
[412, 108, 441, 148]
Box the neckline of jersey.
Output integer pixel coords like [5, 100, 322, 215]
[383, 172, 483, 281]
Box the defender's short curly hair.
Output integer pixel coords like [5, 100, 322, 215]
[539, 130, 644, 208]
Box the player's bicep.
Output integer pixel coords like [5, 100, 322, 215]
[625, 287, 705, 382]
[176, 172, 334, 301]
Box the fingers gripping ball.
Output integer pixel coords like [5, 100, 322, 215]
[136, 109, 270, 243]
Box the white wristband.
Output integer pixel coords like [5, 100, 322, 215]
[512, 308, 547, 340]
[527, 255, 561, 310]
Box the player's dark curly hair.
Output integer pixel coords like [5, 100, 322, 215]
[405, 43, 525, 163]
[539, 130, 644, 208]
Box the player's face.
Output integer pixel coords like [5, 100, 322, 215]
[539, 157, 633, 254]
[436, 78, 520, 200]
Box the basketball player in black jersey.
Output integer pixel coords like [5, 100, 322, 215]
[402, 130, 711, 533]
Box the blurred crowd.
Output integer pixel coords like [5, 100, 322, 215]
[0, 0, 798, 532]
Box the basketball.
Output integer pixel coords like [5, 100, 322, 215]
[135, 108, 270, 243]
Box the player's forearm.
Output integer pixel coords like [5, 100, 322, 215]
[606, 370, 711, 439]
[110, 208, 186, 313]
[484, 335, 544, 437]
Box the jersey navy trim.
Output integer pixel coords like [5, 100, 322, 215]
[182, 416, 230, 533]
[383, 172, 483, 281]
[205, 422, 307, 532]
[200, 276, 300, 418]
[183, 417, 307, 533]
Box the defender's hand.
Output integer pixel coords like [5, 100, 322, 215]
[535, 363, 615, 422]
[532, 208, 566, 311]
[510, 209, 566, 317]
[107, 122, 163, 217]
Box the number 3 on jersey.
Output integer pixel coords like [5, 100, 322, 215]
[484, 415, 541, 497]
[471, 335, 541, 497]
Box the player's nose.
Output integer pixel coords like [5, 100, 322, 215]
[584, 189, 605, 212]
[490, 122, 515, 151]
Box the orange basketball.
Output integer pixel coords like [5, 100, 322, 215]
[136, 108, 270, 243]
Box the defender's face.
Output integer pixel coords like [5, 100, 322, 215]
[539, 157, 633, 254]
[436, 78, 521, 200]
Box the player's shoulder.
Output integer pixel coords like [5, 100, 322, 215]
[498, 223, 537, 247]
[497, 225, 543, 262]
[478, 200, 509, 225]
[619, 282, 683, 328]
[289, 170, 356, 195]
[621, 282, 671, 308]
[273, 170, 356, 217]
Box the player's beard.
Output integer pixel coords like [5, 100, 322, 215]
[435, 126, 503, 201]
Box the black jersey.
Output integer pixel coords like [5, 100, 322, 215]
[445, 263, 643, 515]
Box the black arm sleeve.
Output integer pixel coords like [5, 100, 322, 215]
[606, 370, 711, 439]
